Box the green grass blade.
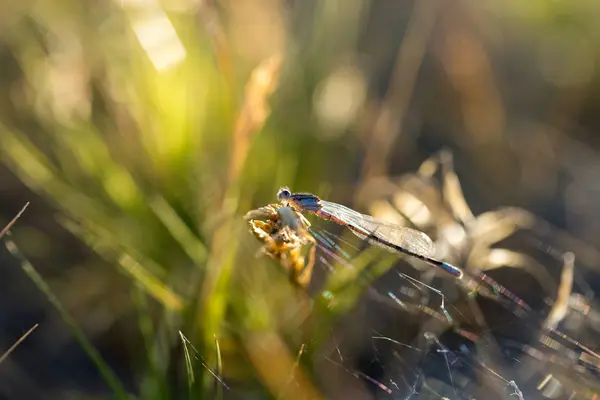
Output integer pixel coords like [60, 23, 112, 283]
[4, 236, 130, 400]
[148, 195, 208, 266]
[214, 334, 224, 400]
[60, 218, 184, 311]
[179, 331, 196, 392]
[133, 286, 170, 400]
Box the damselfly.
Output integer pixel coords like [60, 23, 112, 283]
[277, 187, 464, 279]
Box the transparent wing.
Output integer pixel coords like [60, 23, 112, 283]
[320, 200, 435, 257]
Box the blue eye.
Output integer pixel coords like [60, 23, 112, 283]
[277, 187, 292, 200]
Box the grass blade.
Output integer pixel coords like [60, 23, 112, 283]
[0, 324, 38, 365]
[149, 195, 208, 266]
[179, 330, 195, 391]
[133, 286, 171, 400]
[214, 334, 224, 400]
[0, 203, 30, 240]
[60, 218, 184, 311]
[3, 236, 130, 400]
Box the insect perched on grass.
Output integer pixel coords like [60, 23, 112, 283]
[244, 204, 316, 288]
[245, 183, 464, 288]
[277, 187, 464, 279]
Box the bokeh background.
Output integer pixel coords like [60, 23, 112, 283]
[1, 0, 600, 399]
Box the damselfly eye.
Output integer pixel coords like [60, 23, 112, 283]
[277, 187, 292, 201]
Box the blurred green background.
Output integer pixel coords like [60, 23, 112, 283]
[1, 0, 600, 399]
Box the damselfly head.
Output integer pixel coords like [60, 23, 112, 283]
[277, 187, 292, 201]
